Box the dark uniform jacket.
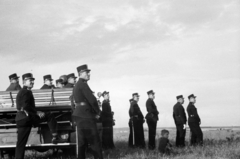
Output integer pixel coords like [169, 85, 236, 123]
[15, 86, 37, 121]
[64, 83, 74, 88]
[187, 102, 201, 123]
[145, 98, 159, 122]
[101, 99, 113, 124]
[40, 84, 55, 89]
[6, 83, 21, 91]
[72, 78, 100, 119]
[173, 102, 187, 125]
[129, 100, 144, 121]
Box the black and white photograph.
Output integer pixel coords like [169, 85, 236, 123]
[0, 0, 239, 159]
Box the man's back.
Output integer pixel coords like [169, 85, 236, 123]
[72, 78, 100, 118]
[6, 83, 21, 91]
[173, 102, 187, 125]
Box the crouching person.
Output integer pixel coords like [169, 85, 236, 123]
[158, 129, 172, 155]
[15, 73, 58, 159]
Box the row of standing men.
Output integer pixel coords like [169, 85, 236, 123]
[128, 91, 203, 150]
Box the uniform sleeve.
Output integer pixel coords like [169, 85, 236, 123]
[17, 84, 22, 90]
[179, 106, 187, 124]
[146, 100, 159, 115]
[22, 91, 37, 114]
[82, 84, 100, 115]
[194, 108, 201, 122]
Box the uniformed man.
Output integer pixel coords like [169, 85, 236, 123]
[128, 98, 134, 148]
[145, 90, 159, 150]
[187, 94, 203, 146]
[15, 73, 58, 159]
[173, 95, 187, 147]
[101, 91, 115, 149]
[6, 73, 22, 91]
[96, 92, 103, 144]
[128, 93, 145, 148]
[56, 79, 64, 89]
[64, 73, 77, 88]
[40, 74, 55, 89]
[72, 65, 103, 159]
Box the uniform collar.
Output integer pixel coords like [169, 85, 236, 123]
[103, 99, 110, 103]
[23, 86, 31, 90]
[79, 78, 87, 83]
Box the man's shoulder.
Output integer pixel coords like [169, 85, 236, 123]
[17, 88, 30, 96]
[173, 102, 179, 108]
[146, 98, 152, 104]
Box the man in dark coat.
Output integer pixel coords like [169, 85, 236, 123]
[128, 98, 134, 148]
[40, 75, 55, 89]
[128, 93, 145, 148]
[72, 64, 103, 159]
[15, 73, 58, 159]
[6, 73, 22, 91]
[187, 94, 203, 146]
[173, 95, 187, 147]
[64, 73, 77, 88]
[101, 91, 115, 149]
[145, 90, 159, 150]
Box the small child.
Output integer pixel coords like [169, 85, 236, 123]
[158, 129, 172, 155]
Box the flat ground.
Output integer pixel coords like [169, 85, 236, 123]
[3, 127, 240, 159]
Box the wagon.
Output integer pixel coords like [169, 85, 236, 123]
[0, 88, 77, 158]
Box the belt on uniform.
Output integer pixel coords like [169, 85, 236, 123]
[75, 102, 87, 107]
[190, 115, 194, 117]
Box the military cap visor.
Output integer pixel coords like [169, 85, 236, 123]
[56, 79, 63, 84]
[43, 75, 53, 81]
[147, 90, 155, 95]
[102, 91, 109, 97]
[22, 73, 35, 80]
[77, 64, 91, 73]
[132, 93, 140, 97]
[67, 73, 77, 79]
[9, 73, 19, 80]
[188, 94, 197, 99]
[176, 95, 184, 100]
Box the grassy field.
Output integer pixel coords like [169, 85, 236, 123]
[9, 127, 240, 159]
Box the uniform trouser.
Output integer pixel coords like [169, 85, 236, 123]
[175, 124, 186, 147]
[188, 122, 203, 146]
[96, 123, 103, 144]
[102, 122, 115, 149]
[15, 112, 57, 159]
[74, 117, 103, 159]
[128, 119, 145, 148]
[147, 120, 157, 150]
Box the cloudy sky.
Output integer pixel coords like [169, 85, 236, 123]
[0, 0, 239, 128]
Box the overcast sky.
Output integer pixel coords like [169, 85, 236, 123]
[0, 0, 239, 128]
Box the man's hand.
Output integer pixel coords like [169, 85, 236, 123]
[183, 124, 186, 129]
[112, 112, 114, 115]
[95, 115, 100, 119]
[37, 111, 45, 119]
[199, 121, 201, 125]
